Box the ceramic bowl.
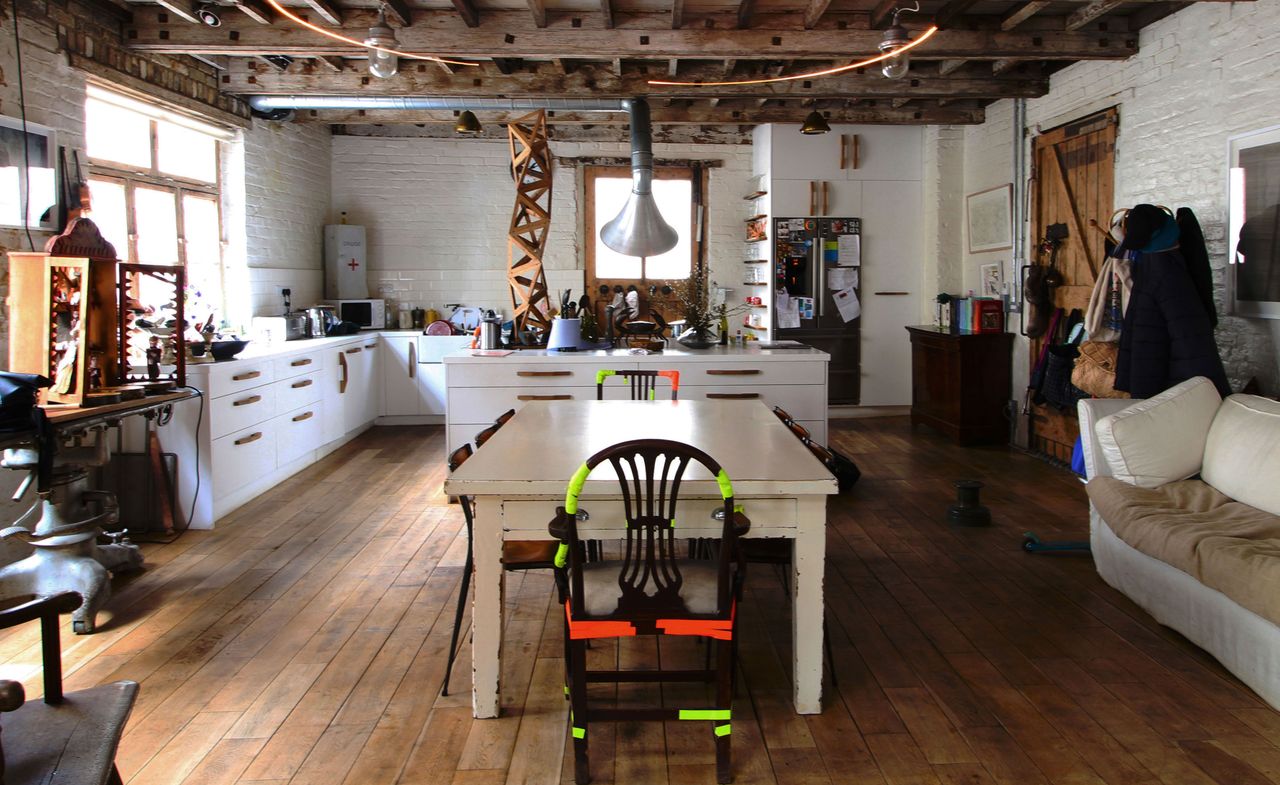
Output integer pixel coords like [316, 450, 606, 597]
[210, 339, 249, 361]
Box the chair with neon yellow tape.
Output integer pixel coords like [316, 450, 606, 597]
[548, 438, 749, 785]
[595, 369, 680, 401]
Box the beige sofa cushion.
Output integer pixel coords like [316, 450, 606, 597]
[1094, 377, 1221, 489]
[1088, 477, 1280, 626]
[1202, 394, 1280, 517]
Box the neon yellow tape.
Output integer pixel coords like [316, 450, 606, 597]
[564, 462, 591, 515]
[572, 726, 586, 739]
[595, 369, 616, 385]
[554, 543, 569, 569]
[649, 389, 656, 400]
[715, 469, 734, 501]
[678, 709, 731, 721]
[715, 724, 731, 737]
[563, 685, 570, 696]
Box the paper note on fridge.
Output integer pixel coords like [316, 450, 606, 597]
[827, 267, 859, 290]
[837, 234, 861, 266]
[777, 302, 801, 329]
[833, 287, 861, 323]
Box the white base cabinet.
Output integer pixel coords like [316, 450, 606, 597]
[379, 335, 471, 421]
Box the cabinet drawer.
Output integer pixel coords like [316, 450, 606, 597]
[276, 402, 323, 466]
[674, 361, 825, 387]
[210, 385, 277, 439]
[211, 422, 277, 498]
[207, 360, 275, 399]
[447, 386, 597, 423]
[680, 384, 826, 421]
[448, 363, 623, 388]
[275, 369, 322, 412]
[273, 350, 325, 381]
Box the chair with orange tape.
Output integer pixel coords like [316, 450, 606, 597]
[548, 438, 748, 785]
[595, 369, 680, 401]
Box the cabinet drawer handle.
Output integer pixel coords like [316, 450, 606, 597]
[290, 358, 312, 367]
[517, 370, 572, 377]
[292, 411, 314, 422]
[517, 394, 573, 401]
[874, 291, 910, 296]
[232, 371, 261, 382]
[345, 347, 362, 354]
[707, 369, 761, 376]
[234, 432, 263, 446]
[291, 379, 313, 389]
[339, 353, 349, 394]
[365, 343, 376, 349]
[409, 341, 416, 378]
[707, 393, 760, 400]
[233, 395, 262, 407]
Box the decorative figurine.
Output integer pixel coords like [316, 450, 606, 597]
[87, 352, 103, 391]
[146, 336, 163, 381]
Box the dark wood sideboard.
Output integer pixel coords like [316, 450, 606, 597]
[906, 326, 1014, 446]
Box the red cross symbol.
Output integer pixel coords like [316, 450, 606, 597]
[346, 258, 360, 271]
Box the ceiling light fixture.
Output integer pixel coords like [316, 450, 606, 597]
[799, 111, 831, 135]
[261, 0, 475, 69]
[455, 110, 482, 134]
[196, 3, 221, 27]
[647, 19, 936, 88]
[365, 5, 398, 78]
[879, 2, 921, 80]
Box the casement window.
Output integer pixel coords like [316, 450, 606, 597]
[584, 165, 701, 285]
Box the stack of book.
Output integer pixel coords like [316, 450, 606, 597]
[947, 296, 1005, 334]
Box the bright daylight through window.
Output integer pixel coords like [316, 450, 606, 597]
[588, 167, 694, 281]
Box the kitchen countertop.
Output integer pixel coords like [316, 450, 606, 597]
[186, 330, 444, 367]
[442, 344, 829, 363]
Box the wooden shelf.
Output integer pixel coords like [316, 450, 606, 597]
[743, 214, 767, 222]
[743, 259, 767, 263]
[742, 191, 767, 200]
[742, 322, 769, 330]
[741, 282, 766, 286]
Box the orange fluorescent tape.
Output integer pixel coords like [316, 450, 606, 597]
[647, 26, 938, 87]
[657, 618, 734, 640]
[657, 370, 680, 391]
[261, 0, 476, 67]
[566, 602, 637, 639]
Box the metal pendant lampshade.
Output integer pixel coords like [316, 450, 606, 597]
[600, 98, 679, 258]
[799, 111, 831, 135]
[455, 110, 482, 134]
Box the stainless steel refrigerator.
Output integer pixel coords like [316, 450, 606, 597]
[773, 217, 862, 404]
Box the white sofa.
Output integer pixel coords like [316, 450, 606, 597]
[1079, 377, 1280, 709]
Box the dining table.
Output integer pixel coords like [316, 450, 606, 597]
[443, 398, 838, 719]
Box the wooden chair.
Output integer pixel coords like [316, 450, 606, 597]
[0, 590, 138, 785]
[494, 408, 516, 426]
[441, 444, 559, 696]
[786, 420, 811, 442]
[548, 438, 748, 785]
[771, 405, 794, 424]
[595, 369, 680, 401]
[473, 421, 502, 448]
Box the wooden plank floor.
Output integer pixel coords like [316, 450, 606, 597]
[1, 418, 1277, 785]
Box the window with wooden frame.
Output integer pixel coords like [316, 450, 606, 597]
[584, 164, 706, 323]
[83, 85, 229, 323]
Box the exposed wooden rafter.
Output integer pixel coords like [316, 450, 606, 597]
[295, 104, 986, 125]
[937, 59, 966, 75]
[1001, 0, 1051, 30]
[232, 0, 273, 25]
[315, 55, 343, 71]
[300, 0, 342, 26]
[152, 0, 201, 25]
[451, 0, 480, 27]
[991, 58, 1019, 75]
[802, 0, 832, 29]
[933, 0, 981, 27]
[601, 0, 614, 28]
[382, 0, 413, 26]
[526, 0, 547, 27]
[869, 0, 899, 28]
[736, 0, 755, 28]
[671, 0, 684, 28]
[1066, 0, 1127, 29]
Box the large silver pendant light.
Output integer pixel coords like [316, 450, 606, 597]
[600, 98, 679, 258]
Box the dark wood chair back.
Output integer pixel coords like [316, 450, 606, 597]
[596, 369, 680, 401]
[474, 422, 502, 447]
[494, 408, 516, 426]
[787, 420, 811, 442]
[772, 406, 794, 424]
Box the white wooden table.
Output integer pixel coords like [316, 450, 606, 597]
[443, 399, 838, 718]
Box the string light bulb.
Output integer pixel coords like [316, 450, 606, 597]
[878, 2, 921, 80]
[365, 5, 399, 78]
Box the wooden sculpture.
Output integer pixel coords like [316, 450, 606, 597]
[506, 110, 554, 340]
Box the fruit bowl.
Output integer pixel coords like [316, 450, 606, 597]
[210, 339, 249, 361]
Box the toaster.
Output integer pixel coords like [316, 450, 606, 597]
[284, 312, 309, 341]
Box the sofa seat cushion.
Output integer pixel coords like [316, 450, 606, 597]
[1088, 476, 1280, 625]
[1093, 376, 1222, 489]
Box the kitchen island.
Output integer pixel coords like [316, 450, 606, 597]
[443, 344, 830, 457]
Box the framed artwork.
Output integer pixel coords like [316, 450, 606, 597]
[966, 184, 1013, 254]
[980, 262, 1003, 297]
[0, 115, 58, 231]
[1228, 124, 1280, 319]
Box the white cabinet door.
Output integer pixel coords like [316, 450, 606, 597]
[858, 179, 923, 406]
[339, 345, 366, 433]
[382, 335, 421, 416]
[321, 344, 347, 445]
[771, 179, 817, 217]
[823, 180, 863, 217]
[420, 364, 448, 415]
[770, 131, 842, 181]
[359, 338, 380, 424]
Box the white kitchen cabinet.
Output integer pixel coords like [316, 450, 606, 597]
[858, 179, 923, 406]
[769, 131, 844, 181]
[382, 335, 421, 416]
[358, 338, 380, 425]
[770, 179, 862, 218]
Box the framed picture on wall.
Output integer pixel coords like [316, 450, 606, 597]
[980, 263, 1003, 297]
[1228, 124, 1280, 319]
[966, 184, 1013, 254]
[0, 115, 58, 231]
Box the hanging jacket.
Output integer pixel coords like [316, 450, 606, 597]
[1176, 207, 1217, 327]
[1115, 246, 1230, 399]
[1084, 255, 1132, 342]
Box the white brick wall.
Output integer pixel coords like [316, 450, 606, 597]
[962, 1, 1280, 395]
[921, 125, 966, 320]
[329, 136, 752, 320]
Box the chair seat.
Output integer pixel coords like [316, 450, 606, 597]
[502, 540, 559, 566]
[4, 680, 138, 785]
[578, 559, 727, 617]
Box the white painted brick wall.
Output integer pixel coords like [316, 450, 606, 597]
[962, 1, 1280, 395]
[922, 125, 966, 320]
[330, 136, 752, 321]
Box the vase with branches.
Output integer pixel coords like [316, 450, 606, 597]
[671, 267, 748, 349]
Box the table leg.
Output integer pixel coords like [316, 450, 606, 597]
[792, 495, 827, 714]
[472, 496, 505, 718]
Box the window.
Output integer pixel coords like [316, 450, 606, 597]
[0, 116, 57, 230]
[585, 166, 700, 285]
[84, 85, 229, 321]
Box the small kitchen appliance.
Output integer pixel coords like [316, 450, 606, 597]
[478, 310, 503, 350]
[324, 298, 385, 330]
[546, 317, 583, 352]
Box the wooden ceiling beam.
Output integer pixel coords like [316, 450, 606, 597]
[890, 97, 911, 108]
[601, 0, 614, 28]
[300, 0, 342, 26]
[667, 58, 679, 77]
[933, 0, 981, 28]
[1066, 0, 1126, 30]
[671, 0, 684, 28]
[526, 0, 547, 27]
[937, 59, 965, 75]
[124, 12, 1140, 60]
[294, 105, 985, 125]
[451, 0, 481, 27]
[152, 0, 202, 25]
[221, 60, 1050, 100]
[802, 0, 832, 29]
[231, 0, 273, 24]
[736, 0, 755, 28]
[315, 55, 343, 71]
[991, 58, 1019, 75]
[1001, 0, 1051, 30]
[869, 0, 898, 28]
[189, 53, 230, 69]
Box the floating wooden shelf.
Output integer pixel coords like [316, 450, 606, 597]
[743, 259, 767, 263]
[741, 282, 766, 286]
[743, 214, 767, 222]
[742, 191, 767, 200]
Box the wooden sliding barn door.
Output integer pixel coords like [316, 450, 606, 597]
[1028, 108, 1117, 462]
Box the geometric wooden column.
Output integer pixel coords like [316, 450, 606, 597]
[506, 109, 554, 340]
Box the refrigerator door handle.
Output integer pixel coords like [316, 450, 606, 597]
[816, 236, 825, 317]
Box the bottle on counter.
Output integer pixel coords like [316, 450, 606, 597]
[719, 312, 729, 346]
[398, 303, 412, 329]
[411, 306, 425, 329]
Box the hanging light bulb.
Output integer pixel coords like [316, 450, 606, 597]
[799, 111, 831, 135]
[365, 5, 399, 79]
[455, 110, 482, 134]
[878, 3, 920, 80]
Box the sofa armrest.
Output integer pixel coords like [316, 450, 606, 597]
[1077, 398, 1140, 480]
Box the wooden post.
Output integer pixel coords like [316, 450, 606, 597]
[506, 110, 555, 341]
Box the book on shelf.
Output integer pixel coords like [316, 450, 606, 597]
[947, 296, 1005, 333]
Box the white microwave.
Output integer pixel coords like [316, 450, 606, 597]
[326, 299, 386, 329]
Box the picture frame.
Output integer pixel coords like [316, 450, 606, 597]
[1227, 123, 1280, 319]
[0, 115, 59, 231]
[980, 262, 1003, 297]
[966, 184, 1013, 254]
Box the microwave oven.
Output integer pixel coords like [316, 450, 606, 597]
[326, 299, 386, 329]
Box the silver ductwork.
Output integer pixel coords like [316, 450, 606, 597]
[599, 98, 678, 259]
[246, 95, 627, 112]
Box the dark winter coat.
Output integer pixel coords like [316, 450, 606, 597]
[1114, 247, 1231, 399]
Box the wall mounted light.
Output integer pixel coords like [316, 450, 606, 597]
[799, 111, 831, 135]
[364, 5, 399, 78]
[455, 110, 482, 134]
[878, 2, 921, 80]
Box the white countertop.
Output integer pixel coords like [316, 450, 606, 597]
[442, 344, 828, 364]
[185, 330, 445, 369]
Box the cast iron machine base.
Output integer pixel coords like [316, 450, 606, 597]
[947, 480, 991, 527]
